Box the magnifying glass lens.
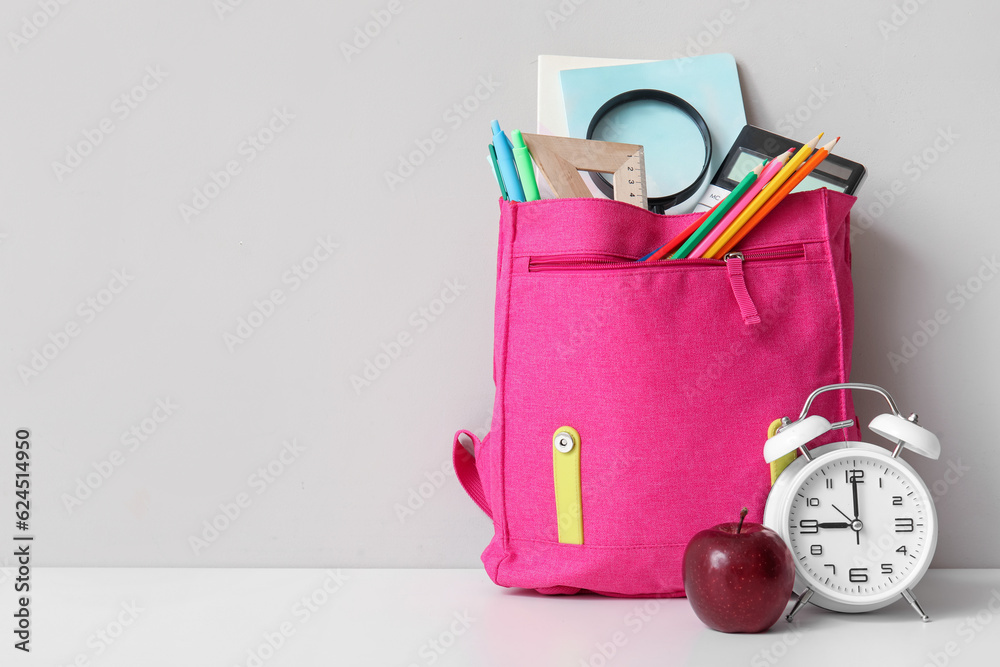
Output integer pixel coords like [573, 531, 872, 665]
[590, 99, 708, 201]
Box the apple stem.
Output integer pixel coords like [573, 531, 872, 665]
[737, 507, 748, 534]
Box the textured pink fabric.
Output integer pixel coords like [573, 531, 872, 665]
[455, 189, 858, 597]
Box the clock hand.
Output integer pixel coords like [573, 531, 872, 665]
[833, 503, 863, 544]
[852, 476, 860, 520]
[851, 476, 861, 545]
[831, 504, 853, 523]
[818, 522, 851, 528]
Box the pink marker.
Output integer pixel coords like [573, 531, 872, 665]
[689, 149, 794, 259]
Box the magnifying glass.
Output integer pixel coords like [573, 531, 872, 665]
[586, 89, 713, 214]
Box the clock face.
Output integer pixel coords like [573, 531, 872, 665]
[783, 448, 935, 605]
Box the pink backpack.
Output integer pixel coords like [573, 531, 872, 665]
[454, 190, 859, 596]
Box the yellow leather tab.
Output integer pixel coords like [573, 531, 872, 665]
[768, 418, 797, 485]
[553, 426, 583, 544]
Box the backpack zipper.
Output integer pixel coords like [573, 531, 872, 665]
[527, 244, 805, 272]
[526, 244, 806, 326]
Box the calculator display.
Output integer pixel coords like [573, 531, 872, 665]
[725, 148, 847, 193]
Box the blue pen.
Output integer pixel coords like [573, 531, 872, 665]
[488, 144, 508, 200]
[491, 120, 525, 202]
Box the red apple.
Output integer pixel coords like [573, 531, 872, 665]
[682, 508, 795, 633]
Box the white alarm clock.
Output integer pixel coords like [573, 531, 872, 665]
[763, 383, 941, 622]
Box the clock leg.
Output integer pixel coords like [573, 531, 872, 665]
[785, 587, 814, 622]
[902, 588, 931, 622]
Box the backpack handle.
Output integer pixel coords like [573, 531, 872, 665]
[453, 430, 491, 519]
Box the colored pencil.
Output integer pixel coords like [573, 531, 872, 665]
[642, 201, 721, 261]
[687, 153, 789, 260]
[702, 133, 823, 259]
[712, 137, 840, 258]
[672, 161, 765, 259]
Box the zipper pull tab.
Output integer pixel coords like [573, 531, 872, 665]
[725, 252, 761, 325]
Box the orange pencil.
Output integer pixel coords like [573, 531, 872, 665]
[702, 134, 822, 259]
[712, 137, 840, 258]
[643, 201, 721, 261]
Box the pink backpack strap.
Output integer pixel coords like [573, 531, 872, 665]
[453, 430, 491, 519]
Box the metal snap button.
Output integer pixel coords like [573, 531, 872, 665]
[553, 431, 575, 453]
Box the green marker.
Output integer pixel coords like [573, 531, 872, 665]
[671, 161, 765, 259]
[511, 130, 540, 201]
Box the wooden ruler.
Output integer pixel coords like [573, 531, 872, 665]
[519, 133, 647, 209]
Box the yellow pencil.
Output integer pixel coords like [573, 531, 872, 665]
[702, 133, 824, 258]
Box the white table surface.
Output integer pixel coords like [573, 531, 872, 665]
[3, 568, 998, 666]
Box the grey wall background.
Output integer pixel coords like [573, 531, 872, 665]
[0, 0, 996, 568]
